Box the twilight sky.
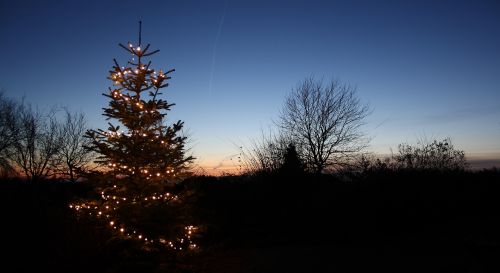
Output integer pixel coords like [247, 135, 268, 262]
[1, 0, 500, 173]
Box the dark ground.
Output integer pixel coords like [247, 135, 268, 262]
[1, 170, 499, 273]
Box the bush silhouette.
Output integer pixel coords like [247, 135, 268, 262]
[280, 143, 304, 175]
[394, 137, 468, 171]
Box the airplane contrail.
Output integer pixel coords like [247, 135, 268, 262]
[208, 0, 228, 97]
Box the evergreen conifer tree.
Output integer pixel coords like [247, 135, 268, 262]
[281, 143, 304, 175]
[72, 23, 198, 251]
[86, 22, 193, 196]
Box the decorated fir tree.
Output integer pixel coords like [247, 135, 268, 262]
[85, 22, 193, 196]
[74, 23, 197, 249]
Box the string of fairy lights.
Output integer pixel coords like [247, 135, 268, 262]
[100, 41, 179, 180]
[104, 161, 177, 179]
[109, 42, 172, 96]
[74, 29, 198, 251]
[69, 188, 198, 251]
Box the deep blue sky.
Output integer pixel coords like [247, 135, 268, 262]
[1, 0, 500, 173]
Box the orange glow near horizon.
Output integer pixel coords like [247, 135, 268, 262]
[192, 162, 242, 176]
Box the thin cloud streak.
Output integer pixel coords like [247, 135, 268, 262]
[208, 0, 228, 97]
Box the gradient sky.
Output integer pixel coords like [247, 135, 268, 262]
[1, 0, 500, 174]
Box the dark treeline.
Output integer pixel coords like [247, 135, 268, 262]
[2, 168, 499, 273]
[0, 92, 94, 182]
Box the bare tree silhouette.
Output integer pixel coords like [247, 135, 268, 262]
[9, 104, 62, 181]
[240, 130, 293, 174]
[54, 110, 95, 182]
[0, 92, 20, 176]
[279, 77, 370, 173]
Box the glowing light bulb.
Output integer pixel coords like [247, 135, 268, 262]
[120, 228, 124, 232]
[137, 46, 141, 51]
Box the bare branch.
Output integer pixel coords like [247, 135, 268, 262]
[278, 77, 370, 173]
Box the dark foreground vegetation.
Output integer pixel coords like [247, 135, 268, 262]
[3, 169, 500, 273]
